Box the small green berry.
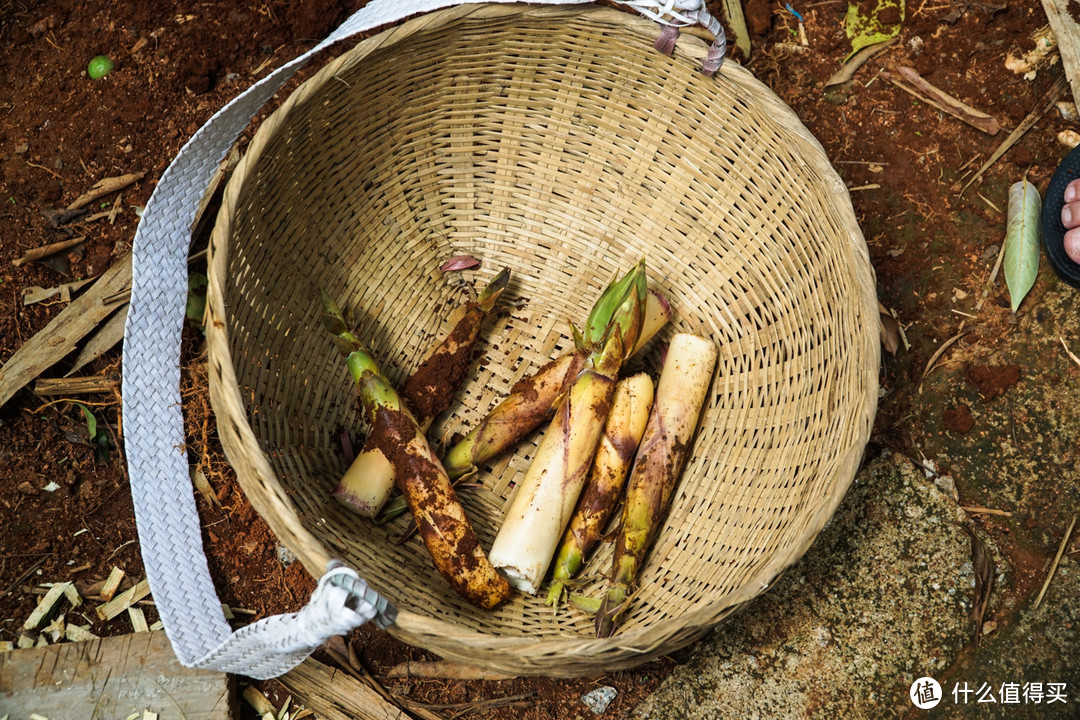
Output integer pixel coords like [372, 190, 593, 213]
[87, 55, 115, 80]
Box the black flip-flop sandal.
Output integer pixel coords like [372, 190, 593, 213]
[1042, 143, 1080, 288]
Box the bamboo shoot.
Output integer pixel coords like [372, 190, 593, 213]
[488, 261, 648, 594]
[595, 333, 717, 636]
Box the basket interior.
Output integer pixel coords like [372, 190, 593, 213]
[211, 6, 877, 652]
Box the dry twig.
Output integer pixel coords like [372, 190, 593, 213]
[1061, 337, 1080, 369]
[960, 506, 1013, 517]
[958, 74, 1068, 196]
[825, 39, 896, 87]
[1033, 516, 1077, 610]
[12, 237, 86, 267]
[386, 660, 516, 681]
[883, 66, 1000, 135]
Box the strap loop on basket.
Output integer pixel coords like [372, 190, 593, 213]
[184, 562, 381, 680]
[613, 0, 727, 75]
[326, 559, 399, 630]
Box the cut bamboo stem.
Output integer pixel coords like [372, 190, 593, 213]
[546, 373, 654, 607]
[488, 261, 648, 594]
[35, 374, 120, 397]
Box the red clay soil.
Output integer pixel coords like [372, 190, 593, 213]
[0, 1, 1073, 718]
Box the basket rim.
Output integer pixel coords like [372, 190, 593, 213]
[204, 2, 880, 675]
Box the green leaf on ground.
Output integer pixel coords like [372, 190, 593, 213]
[844, 0, 905, 61]
[73, 401, 110, 462]
[1003, 180, 1041, 313]
[186, 272, 209, 328]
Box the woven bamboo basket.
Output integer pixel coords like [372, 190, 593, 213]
[204, 3, 879, 676]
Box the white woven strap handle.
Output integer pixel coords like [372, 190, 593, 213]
[123, 0, 724, 680]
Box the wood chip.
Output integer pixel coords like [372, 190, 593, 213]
[42, 614, 66, 643]
[960, 506, 1013, 517]
[96, 578, 150, 621]
[243, 685, 277, 720]
[280, 658, 437, 720]
[721, 0, 751, 58]
[67, 304, 128, 376]
[0, 641, 13, 652]
[193, 469, 224, 512]
[59, 582, 82, 608]
[128, 606, 149, 633]
[42, 173, 144, 226]
[23, 582, 74, 631]
[64, 624, 99, 643]
[22, 277, 95, 306]
[1, 631, 233, 719]
[65, 172, 145, 213]
[100, 566, 126, 602]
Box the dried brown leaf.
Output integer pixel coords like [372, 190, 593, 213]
[963, 526, 995, 642]
[879, 312, 900, 354]
[439, 254, 480, 272]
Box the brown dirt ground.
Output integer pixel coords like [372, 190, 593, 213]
[0, 1, 1076, 718]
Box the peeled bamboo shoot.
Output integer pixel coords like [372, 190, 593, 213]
[595, 333, 717, 636]
[488, 261, 648, 594]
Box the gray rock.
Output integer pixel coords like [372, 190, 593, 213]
[582, 685, 618, 714]
[927, 555, 1079, 719]
[633, 451, 985, 719]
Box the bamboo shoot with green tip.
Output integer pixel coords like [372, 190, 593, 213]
[332, 267, 510, 517]
[546, 372, 654, 608]
[442, 287, 670, 482]
[595, 333, 717, 637]
[488, 260, 649, 594]
[321, 292, 511, 609]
